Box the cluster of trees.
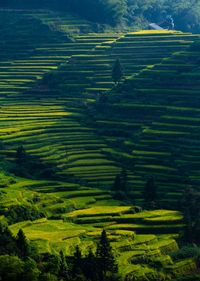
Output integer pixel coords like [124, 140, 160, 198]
[12, 145, 57, 179]
[181, 188, 200, 245]
[112, 169, 129, 200]
[2, 0, 200, 32]
[0, 224, 119, 281]
[112, 170, 158, 209]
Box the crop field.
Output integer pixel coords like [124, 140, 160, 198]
[0, 9, 200, 280]
[0, 173, 190, 279]
[93, 43, 200, 207]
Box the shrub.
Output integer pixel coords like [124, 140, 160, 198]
[6, 204, 45, 224]
[171, 245, 200, 262]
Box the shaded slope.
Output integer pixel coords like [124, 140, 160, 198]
[0, 16, 198, 191]
[94, 40, 200, 207]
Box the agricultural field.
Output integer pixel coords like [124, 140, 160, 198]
[0, 9, 200, 280]
[0, 173, 191, 280]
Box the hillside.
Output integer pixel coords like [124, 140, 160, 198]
[0, 9, 200, 281]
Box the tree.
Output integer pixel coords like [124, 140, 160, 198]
[112, 174, 122, 192]
[43, 254, 61, 276]
[84, 249, 98, 281]
[0, 221, 18, 255]
[16, 145, 27, 165]
[96, 230, 118, 280]
[0, 255, 24, 281]
[143, 177, 158, 208]
[39, 273, 58, 281]
[72, 245, 83, 278]
[121, 169, 128, 193]
[59, 250, 70, 280]
[181, 188, 200, 244]
[112, 59, 123, 84]
[112, 169, 128, 200]
[16, 229, 30, 258]
[22, 257, 40, 281]
[74, 245, 82, 265]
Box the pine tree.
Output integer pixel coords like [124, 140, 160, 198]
[16, 229, 30, 258]
[96, 230, 118, 280]
[0, 221, 18, 255]
[181, 188, 200, 244]
[112, 174, 121, 192]
[143, 177, 157, 208]
[194, 217, 200, 245]
[112, 59, 123, 84]
[16, 145, 27, 164]
[74, 245, 82, 263]
[23, 257, 40, 281]
[59, 250, 70, 280]
[72, 245, 83, 278]
[120, 169, 128, 193]
[112, 170, 128, 200]
[84, 249, 97, 281]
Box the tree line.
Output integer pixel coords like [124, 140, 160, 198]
[1, 0, 200, 32]
[0, 223, 120, 281]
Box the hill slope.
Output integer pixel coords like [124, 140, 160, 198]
[0, 9, 200, 281]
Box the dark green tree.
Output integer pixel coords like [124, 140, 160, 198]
[0, 221, 18, 255]
[43, 254, 60, 276]
[96, 229, 118, 280]
[74, 245, 82, 264]
[72, 245, 83, 278]
[181, 188, 200, 244]
[22, 257, 40, 281]
[39, 273, 58, 281]
[121, 169, 128, 193]
[59, 250, 70, 280]
[16, 145, 27, 164]
[143, 177, 158, 208]
[84, 248, 98, 281]
[16, 229, 30, 258]
[112, 59, 123, 84]
[0, 255, 24, 281]
[112, 169, 128, 201]
[112, 174, 122, 192]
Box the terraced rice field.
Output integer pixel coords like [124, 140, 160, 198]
[0, 174, 191, 280]
[92, 41, 200, 207]
[0, 165, 188, 278]
[0, 10, 200, 279]
[2, 28, 197, 188]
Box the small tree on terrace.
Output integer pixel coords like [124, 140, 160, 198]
[96, 229, 118, 280]
[16, 145, 27, 165]
[112, 169, 128, 197]
[59, 250, 70, 280]
[143, 177, 158, 208]
[16, 229, 30, 258]
[112, 59, 123, 84]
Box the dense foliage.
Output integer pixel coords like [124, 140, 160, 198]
[2, 0, 200, 31]
[0, 225, 119, 281]
[181, 189, 200, 245]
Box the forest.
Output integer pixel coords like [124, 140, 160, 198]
[1, 0, 200, 32]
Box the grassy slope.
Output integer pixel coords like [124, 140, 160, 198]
[93, 38, 200, 207]
[0, 10, 199, 280]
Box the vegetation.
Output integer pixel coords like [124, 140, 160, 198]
[112, 59, 123, 84]
[181, 189, 200, 245]
[143, 177, 158, 209]
[0, 4, 200, 281]
[2, 0, 200, 32]
[0, 225, 119, 281]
